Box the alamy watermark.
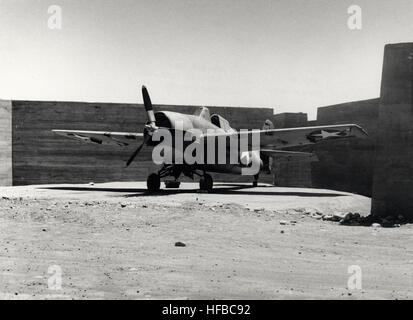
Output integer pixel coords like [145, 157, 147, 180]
[48, 5, 62, 30]
[347, 265, 362, 290]
[347, 5, 362, 30]
[48, 265, 62, 290]
[150, 121, 261, 176]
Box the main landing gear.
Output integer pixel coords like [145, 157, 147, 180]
[199, 173, 213, 192]
[147, 173, 161, 193]
[252, 174, 259, 187]
[145, 165, 214, 193]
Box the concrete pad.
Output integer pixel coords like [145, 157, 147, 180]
[3, 182, 411, 300]
[0, 181, 371, 215]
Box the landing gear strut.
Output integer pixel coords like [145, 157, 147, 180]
[252, 174, 259, 187]
[146, 165, 214, 193]
[199, 173, 213, 192]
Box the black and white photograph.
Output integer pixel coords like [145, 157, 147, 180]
[1, 0, 413, 308]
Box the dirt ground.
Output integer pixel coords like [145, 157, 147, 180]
[0, 182, 412, 300]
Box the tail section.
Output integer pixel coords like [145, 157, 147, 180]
[262, 119, 274, 130]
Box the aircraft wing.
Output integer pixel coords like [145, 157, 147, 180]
[261, 149, 317, 160]
[200, 124, 368, 150]
[52, 130, 144, 147]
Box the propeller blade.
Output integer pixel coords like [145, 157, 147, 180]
[142, 86, 156, 125]
[126, 137, 147, 167]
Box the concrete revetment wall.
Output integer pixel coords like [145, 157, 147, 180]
[11, 101, 274, 185]
[312, 99, 380, 196]
[273, 157, 312, 188]
[272, 112, 308, 129]
[371, 43, 413, 218]
[0, 100, 12, 186]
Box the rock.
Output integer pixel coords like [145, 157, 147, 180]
[120, 204, 127, 208]
[322, 214, 334, 221]
[339, 212, 363, 225]
[89, 182, 94, 186]
[279, 220, 288, 225]
[304, 208, 317, 215]
[333, 212, 348, 220]
[372, 223, 381, 228]
[381, 219, 394, 228]
[175, 242, 186, 247]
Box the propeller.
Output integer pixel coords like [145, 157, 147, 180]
[126, 135, 149, 167]
[126, 86, 158, 167]
[142, 85, 156, 127]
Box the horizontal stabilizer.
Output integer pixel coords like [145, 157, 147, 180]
[261, 149, 318, 161]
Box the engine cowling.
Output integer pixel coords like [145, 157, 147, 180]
[155, 111, 194, 131]
[240, 150, 263, 168]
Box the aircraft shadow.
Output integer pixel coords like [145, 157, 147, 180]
[43, 187, 146, 193]
[41, 185, 346, 198]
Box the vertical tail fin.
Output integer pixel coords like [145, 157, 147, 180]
[263, 119, 274, 130]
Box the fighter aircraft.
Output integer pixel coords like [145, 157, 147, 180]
[53, 86, 368, 192]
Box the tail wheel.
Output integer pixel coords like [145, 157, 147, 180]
[199, 173, 213, 192]
[147, 173, 161, 193]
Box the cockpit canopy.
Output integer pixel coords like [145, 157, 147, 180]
[211, 114, 233, 132]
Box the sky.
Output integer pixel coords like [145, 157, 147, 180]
[1, 0, 413, 119]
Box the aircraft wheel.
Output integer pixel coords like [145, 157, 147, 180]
[199, 174, 213, 192]
[147, 173, 161, 193]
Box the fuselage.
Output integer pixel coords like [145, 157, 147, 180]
[151, 110, 263, 175]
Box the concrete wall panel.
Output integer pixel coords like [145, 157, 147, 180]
[372, 43, 413, 218]
[11, 100, 274, 185]
[0, 100, 12, 186]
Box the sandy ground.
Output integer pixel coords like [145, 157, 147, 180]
[0, 182, 412, 300]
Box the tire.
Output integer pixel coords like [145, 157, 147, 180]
[199, 177, 206, 190]
[147, 173, 161, 193]
[199, 174, 213, 192]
